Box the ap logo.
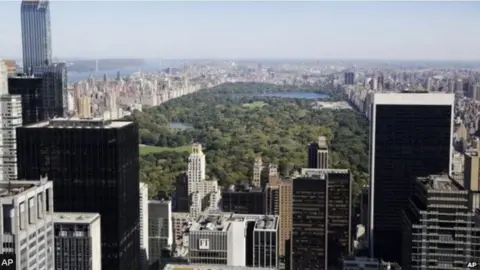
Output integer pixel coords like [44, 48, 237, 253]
[0, 253, 15, 269]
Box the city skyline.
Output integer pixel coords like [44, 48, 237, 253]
[1, 1, 480, 60]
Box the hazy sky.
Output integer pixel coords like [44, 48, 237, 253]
[1, 1, 480, 60]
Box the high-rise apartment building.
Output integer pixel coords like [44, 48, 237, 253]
[265, 164, 292, 259]
[0, 178, 54, 270]
[7, 75, 45, 125]
[402, 175, 480, 269]
[16, 117, 140, 270]
[187, 143, 220, 217]
[0, 62, 23, 182]
[53, 212, 101, 270]
[369, 92, 454, 262]
[77, 95, 92, 118]
[21, 0, 52, 73]
[33, 63, 68, 118]
[291, 169, 352, 270]
[0, 95, 22, 181]
[307, 136, 328, 169]
[252, 157, 263, 187]
[140, 182, 149, 270]
[148, 200, 173, 266]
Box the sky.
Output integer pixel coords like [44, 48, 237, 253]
[1, 1, 480, 60]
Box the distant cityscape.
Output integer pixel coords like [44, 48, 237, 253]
[1, 1, 480, 270]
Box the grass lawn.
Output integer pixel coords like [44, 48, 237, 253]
[139, 145, 191, 155]
[242, 101, 267, 108]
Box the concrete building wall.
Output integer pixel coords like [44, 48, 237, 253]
[140, 182, 149, 270]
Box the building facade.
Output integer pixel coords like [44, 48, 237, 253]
[21, 0, 52, 73]
[187, 144, 220, 217]
[252, 216, 279, 268]
[16, 118, 140, 270]
[0, 178, 54, 270]
[222, 183, 265, 214]
[7, 76, 45, 125]
[402, 175, 480, 270]
[140, 182, 149, 270]
[291, 171, 328, 270]
[0, 95, 22, 181]
[149, 200, 173, 266]
[33, 63, 68, 119]
[369, 92, 454, 262]
[307, 136, 329, 169]
[53, 212, 101, 270]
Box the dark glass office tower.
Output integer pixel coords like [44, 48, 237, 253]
[292, 171, 327, 270]
[33, 63, 68, 118]
[7, 76, 45, 125]
[17, 118, 140, 270]
[21, 0, 52, 73]
[326, 170, 352, 269]
[369, 93, 454, 263]
[222, 183, 265, 214]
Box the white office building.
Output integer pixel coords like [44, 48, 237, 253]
[140, 182, 149, 270]
[0, 177, 55, 270]
[187, 144, 220, 217]
[53, 212, 101, 270]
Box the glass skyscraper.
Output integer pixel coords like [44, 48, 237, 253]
[17, 118, 141, 270]
[368, 92, 454, 263]
[21, 0, 53, 73]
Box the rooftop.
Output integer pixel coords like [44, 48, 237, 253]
[189, 213, 278, 232]
[53, 212, 100, 224]
[0, 177, 50, 198]
[373, 92, 454, 106]
[298, 168, 349, 179]
[224, 182, 263, 193]
[25, 117, 131, 129]
[163, 265, 277, 270]
[418, 174, 463, 192]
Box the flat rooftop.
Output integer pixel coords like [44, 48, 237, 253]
[373, 92, 454, 106]
[299, 168, 350, 179]
[0, 179, 51, 198]
[25, 117, 131, 129]
[418, 174, 462, 191]
[163, 265, 277, 270]
[189, 213, 278, 232]
[53, 212, 100, 224]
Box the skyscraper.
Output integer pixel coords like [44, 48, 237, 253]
[16, 117, 140, 270]
[307, 136, 329, 169]
[291, 169, 352, 270]
[187, 143, 220, 217]
[33, 63, 68, 118]
[0, 61, 23, 182]
[7, 75, 45, 125]
[21, 0, 53, 73]
[369, 92, 454, 262]
[0, 95, 22, 181]
[402, 175, 480, 269]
